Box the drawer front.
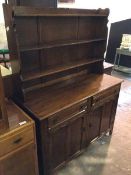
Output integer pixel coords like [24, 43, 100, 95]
[0, 124, 34, 156]
[48, 99, 91, 128]
[92, 85, 120, 107]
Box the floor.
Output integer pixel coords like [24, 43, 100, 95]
[54, 70, 131, 175]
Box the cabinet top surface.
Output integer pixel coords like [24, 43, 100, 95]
[24, 74, 122, 120]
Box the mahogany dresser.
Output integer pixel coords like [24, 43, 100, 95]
[3, 5, 123, 175]
[0, 68, 39, 175]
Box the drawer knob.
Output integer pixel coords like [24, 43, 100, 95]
[13, 138, 22, 144]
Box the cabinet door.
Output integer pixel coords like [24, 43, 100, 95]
[87, 106, 103, 143]
[68, 114, 84, 157]
[48, 112, 85, 170]
[109, 95, 119, 133]
[100, 100, 113, 134]
[48, 124, 68, 170]
[100, 95, 119, 134]
[0, 143, 38, 175]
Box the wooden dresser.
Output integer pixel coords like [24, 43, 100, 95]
[3, 6, 123, 175]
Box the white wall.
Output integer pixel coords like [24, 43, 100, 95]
[1, 0, 131, 48]
[0, 0, 7, 48]
[58, 0, 131, 23]
[0, 0, 4, 23]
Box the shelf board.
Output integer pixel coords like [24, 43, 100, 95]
[13, 7, 109, 17]
[20, 38, 106, 52]
[21, 58, 103, 82]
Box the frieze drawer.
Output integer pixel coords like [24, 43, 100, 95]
[92, 85, 120, 107]
[48, 99, 91, 128]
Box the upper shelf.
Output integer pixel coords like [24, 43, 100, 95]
[13, 7, 109, 17]
[21, 58, 104, 82]
[20, 38, 106, 52]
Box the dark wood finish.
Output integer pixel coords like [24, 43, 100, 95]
[0, 68, 9, 133]
[16, 74, 122, 175]
[23, 74, 121, 119]
[13, 7, 109, 17]
[87, 106, 102, 142]
[0, 100, 39, 175]
[3, 6, 123, 175]
[7, 0, 57, 8]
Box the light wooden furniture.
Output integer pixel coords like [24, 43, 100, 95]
[0, 65, 13, 98]
[0, 67, 9, 133]
[0, 100, 39, 175]
[3, 6, 122, 175]
[0, 66, 39, 175]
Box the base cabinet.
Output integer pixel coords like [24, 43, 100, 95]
[40, 89, 121, 174]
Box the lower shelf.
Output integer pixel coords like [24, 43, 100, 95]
[21, 58, 103, 82]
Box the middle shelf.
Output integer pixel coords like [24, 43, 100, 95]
[19, 38, 106, 52]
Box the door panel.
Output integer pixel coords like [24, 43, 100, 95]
[109, 95, 119, 133]
[48, 112, 85, 170]
[88, 106, 103, 142]
[100, 101, 113, 134]
[49, 125, 68, 169]
[68, 116, 84, 157]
